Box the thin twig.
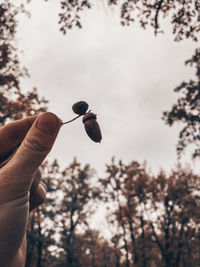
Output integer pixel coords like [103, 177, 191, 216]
[155, 0, 164, 35]
[61, 110, 91, 125]
[62, 114, 82, 125]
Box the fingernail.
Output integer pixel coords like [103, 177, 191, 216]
[36, 112, 61, 136]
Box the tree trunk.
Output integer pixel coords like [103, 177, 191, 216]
[127, 212, 138, 264]
[140, 216, 146, 267]
[36, 217, 43, 267]
[25, 215, 35, 267]
[119, 204, 130, 267]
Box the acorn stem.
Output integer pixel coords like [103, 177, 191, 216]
[62, 110, 92, 125]
[62, 114, 82, 125]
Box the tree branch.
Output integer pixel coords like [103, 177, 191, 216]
[155, 0, 164, 35]
[150, 222, 164, 257]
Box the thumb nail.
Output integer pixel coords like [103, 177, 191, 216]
[36, 112, 61, 136]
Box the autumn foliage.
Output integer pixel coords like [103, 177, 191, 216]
[0, 1, 48, 126]
[25, 159, 200, 267]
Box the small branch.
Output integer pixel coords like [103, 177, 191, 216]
[150, 222, 164, 257]
[155, 0, 164, 35]
[62, 114, 82, 125]
[62, 110, 91, 125]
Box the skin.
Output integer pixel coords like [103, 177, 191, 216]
[0, 112, 62, 267]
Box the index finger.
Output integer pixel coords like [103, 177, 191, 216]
[0, 115, 38, 162]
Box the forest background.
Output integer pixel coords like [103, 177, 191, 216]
[0, 0, 200, 266]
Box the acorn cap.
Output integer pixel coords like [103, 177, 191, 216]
[82, 112, 97, 123]
[72, 101, 89, 115]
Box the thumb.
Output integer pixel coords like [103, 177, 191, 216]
[2, 112, 62, 196]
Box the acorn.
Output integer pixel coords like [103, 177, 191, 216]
[72, 101, 89, 115]
[82, 112, 102, 143]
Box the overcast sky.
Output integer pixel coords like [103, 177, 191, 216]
[17, 0, 200, 177]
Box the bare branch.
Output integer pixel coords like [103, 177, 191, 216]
[150, 222, 164, 257]
[155, 0, 164, 35]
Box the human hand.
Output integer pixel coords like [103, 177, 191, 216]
[0, 112, 62, 267]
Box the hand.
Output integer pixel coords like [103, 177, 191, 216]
[0, 112, 62, 267]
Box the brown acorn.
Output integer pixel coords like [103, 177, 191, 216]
[72, 101, 89, 115]
[82, 112, 102, 143]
